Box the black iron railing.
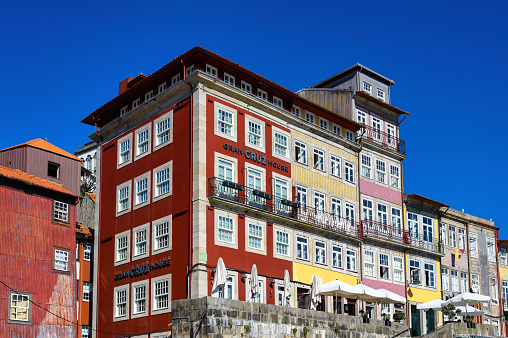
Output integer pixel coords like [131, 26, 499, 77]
[362, 125, 406, 155]
[408, 232, 443, 254]
[362, 220, 410, 245]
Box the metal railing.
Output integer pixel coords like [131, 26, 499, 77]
[362, 125, 406, 155]
[408, 232, 443, 254]
[208, 177, 361, 238]
[502, 298, 508, 311]
[362, 220, 410, 245]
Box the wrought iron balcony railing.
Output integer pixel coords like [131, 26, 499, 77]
[408, 232, 443, 254]
[208, 177, 361, 238]
[362, 125, 406, 155]
[362, 220, 410, 245]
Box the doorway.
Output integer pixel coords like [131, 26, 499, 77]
[411, 305, 421, 337]
[426, 309, 435, 334]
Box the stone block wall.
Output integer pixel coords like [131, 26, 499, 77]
[423, 322, 499, 338]
[172, 297, 410, 337]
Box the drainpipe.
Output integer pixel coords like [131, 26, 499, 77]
[466, 222, 472, 292]
[181, 59, 194, 299]
[92, 117, 102, 338]
[496, 229, 503, 336]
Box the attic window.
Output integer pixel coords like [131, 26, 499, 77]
[48, 162, 60, 178]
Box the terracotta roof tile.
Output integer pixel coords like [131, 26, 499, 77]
[85, 192, 96, 202]
[0, 166, 77, 197]
[0, 139, 82, 162]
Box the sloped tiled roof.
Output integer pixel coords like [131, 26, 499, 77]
[0, 166, 77, 197]
[85, 192, 96, 202]
[0, 139, 82, 162]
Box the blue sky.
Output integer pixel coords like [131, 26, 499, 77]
[1, 1, 506, 236]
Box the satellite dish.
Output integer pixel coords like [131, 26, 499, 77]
[472, 284, 480, 293]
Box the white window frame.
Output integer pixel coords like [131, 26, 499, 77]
[472, 274, 480, 294]
[273, 96, 283, 108]
[158, 82, 167, 94]
[393, 256, 404, 282]
[152, 215, 172, 255]
[488, 237, 496, 262]
[53, 200, 69, 223]
[133, 172, 150, 210]
[449, 226, 457, 248]
[441, 268, 449, 290]
[363, 82, 372, 94]
[470, 232, 478, 258]
[293, 105, 302, 118]
[375, 159, 386, 184]
[345, 130, 354, 141]
[274, 227, 291, 259]
[364, 250, 375, 277]
[83, 242, 92, 261]
[245, 219, 266, 255]
[272, 127, 290, 161]
[171, 74, 181, 86]
[152, 161, 172, 202]
[120, 105, 129, 117]
[257, 88, 267, 101]
[132, 223, 150, 261]
[214, 210, 238, 250]
[294, 140, 307, 165]
[379, 253, 390, 280]
[330, 154, 341, 178]
[458, 228, 465, 250]
[131, 279, 149, 319]
[205, 64, 218, 78]
[116, 180, 131, 216]
[331, 245, 343, 269]
[312, 148, 325, 171]
[81, 326, 90, 338]
[54, 248, 69, 272]
[245, 115, 265, 152]
[113, 285, 129, 321]
[8, 291, 31, 323]
[377, 88, 385, 102]
[501, 248, 507, 266]
[246, 276, 266, 303]
[241, 81, 252, 94]
[153, 110, 173, 152]
[409, 260, 421, 284]
[145, 90, 153, 102]
[361, 154, 372, 179]
[319, 117, 329, 130]
[305, 111, 315, 124]
[132, 98, 140, 110]
[114, 230, 130, 266]
[390, 164, 400, 188]
[424, 263, 435, 288]
[117, 134, 133, 169]
[83, 281, 91, 302]
[451, 270, 459, 292]
[346, 250, 357, 272]
[223, 72, 235, 86]
[185, 64, 195, 76]
[315, 240, 326, 265]
[296, 235, 309, 261]
[461, 272, 468, 293]
[332, 123, 341, 136]
[151, 274, 171, 315]
[135, 123, 151, 160]
[214, 102, 237, 142]
[345, 161, 354, 183]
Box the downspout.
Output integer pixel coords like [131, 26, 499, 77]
[466, 222, 472, 293]
[92, 116, 102, 338]
[181, 59, 194, 299]
[496, 229, 503, 335]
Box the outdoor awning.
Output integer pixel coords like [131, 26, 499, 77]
[417, 299, 445, 311]
[353, 284, 389, 303]
[377, 288, 406, 304]
[320, 279, 361, 298]
[443, 292, 490, 307]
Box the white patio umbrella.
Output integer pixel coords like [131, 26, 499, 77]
[283, 270, 292, 306]
[321, 279, 361, 314]
[416, 299, 445, 311]
[377, 288, 406, 304]
[211, 257, 227, 295]
[457, 305, 484, 316]
[310, 276, 322, 310]
[443, 292, 490, 318]
[250, 264, 260, 302]
[353, 284, 389, 303]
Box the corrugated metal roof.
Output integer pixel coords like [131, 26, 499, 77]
[0, 166, 77, 197]
[82, 46, 362, 131]
[311, 63, 395, 88]
[0, 139, 82, 161]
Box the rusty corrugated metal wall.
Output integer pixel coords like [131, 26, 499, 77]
[0, 183, 77, 337]
[298, 89, 354, 120]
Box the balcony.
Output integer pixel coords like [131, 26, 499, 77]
[408, 232, 444, 255]
[362, 220, 410, 246]
[502, 299, 508, 312]
[362, 125, 406, 155]
[208, 177, 361, 239]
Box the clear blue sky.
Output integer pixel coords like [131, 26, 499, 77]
[1, 1, 506, 236]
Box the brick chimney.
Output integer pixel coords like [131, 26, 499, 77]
[119, 77, 134, 95]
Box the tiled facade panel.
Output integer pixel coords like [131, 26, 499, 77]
[360, 179, 402, 205]
[441, 247, 468, 269]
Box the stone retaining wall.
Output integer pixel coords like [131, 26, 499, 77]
[172, 297, 410, 337]
[422, 322, 499, 338]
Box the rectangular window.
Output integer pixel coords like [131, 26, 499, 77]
[458, 228, 465, 250]
[410, 260, 421, 284]
[54, 248, 69, 272]
[315, 241, 326, 264]
[294, 140, 307, 165]
[206, 64, 218, 77]
[313, 148, 324, 171]
[155, 221, 170, 250]
[185, 64, 195, 75]
[503, 281, 508, 299]
[449, 226, 457, 247]
[82, 327, 90, 338]
[424, 263, 435, 287]
[423, 216, 433, 242]
[491, 278, 498, 300]
[357, 110, 366, 125]
[248, 223, 263, 250]
[136, 127, 149, 156]
[118, 185, 129, 212]
[379, 253, 390, 279]
[120, 105, 129, 116]
[83, 282, 91, 302]
[296, 236, 308, 260]
[331, 198, 341, 219]
[460, 272, 468, 293]
[224, 73, 235, 86]
[376, 159, 386, 183]
[154, 279, 169, 310]
[345, 162, 354, 183]
[377, 203, 388, 225]
[218, 215, 234, 244]
[293, 105, 302, 118]
[273, 96, 283, 108]
[54, 201, 69, 223]
[319, 118, 329, 130]
[218, 275, 234, 299]
[119, 139, 131, 165]
[345, 130, 354, 141]
[257, 89, 267, 101]
[305, 112, 315, 124]
[346, 250, 356, 271]
[394, 257, 403, 282]
[158, 82, 167, 93]
[377, 88, 385, 101]
[392, 208, 402, 231]
[134, 284, 146, 314]
[132, 98, 140, 110]
[156, 115, 171, 146]
[451, 270, 459, 292]
[332, 124, 341, 136]
[9, 291, 30, 322]
[247, 120, 262, 147]
[48, 162, 60, 178]
[135, 177, 148, 205]
[217, 108, 233, 137]
[387, 124, 396, 147]
[115, 289, 127, 317]
[439, 223, 447, 246]
[330, 155, 341, 177]
[441, 268, 449, 290]
[218, 158, 234, 182]
[362, 199, 373, 223]
[172, 74, 181, 86]
[332, 245, 342, 268]
[363, 82, 372, 94]
[155, 165, 171, 197]
[361, 154, 372, 179]
[274, 132, 288, 157]
[364, 250, 375, 276]
[275, 230, 289, 256]
[116, 235, 128, 262]
[472, 274, 480, 293]
[145, 91, 153, 102]
[241, 81, 252, 94]
[470, 232, 478, 257]
[488, 237, 496, 262]
[134, 228, 147, 256]
[390, 165, 400, 188]
[501, 249, 507, 266]
[83, 243, 91, 261]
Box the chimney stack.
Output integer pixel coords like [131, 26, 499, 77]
[119, 77, 134, 95]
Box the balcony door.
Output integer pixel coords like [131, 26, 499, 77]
[274, 178, 288, 213]
[247, 168, 262, 204]
[372, 117, 381, 141]
[218, 159, 234, 197]
[423, 216, 433, 250]
[314, 192, 326, 225]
